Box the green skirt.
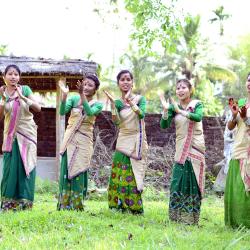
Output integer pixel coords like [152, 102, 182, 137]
[108, 151, 143, 214]
[1, 138, 36, 211]
[57, 151, 88, 211]
[224, 159, 250, 228]
[169, 160, 201, 225]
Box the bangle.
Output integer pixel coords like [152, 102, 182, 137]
[131, 105, 139, 112]
[26, 99, 33, 107]
[111, 106, 117, 115]
[162, 110, 168, 120]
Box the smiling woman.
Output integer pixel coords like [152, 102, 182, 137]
[224, 73, 250, 229]
[0, 64, 41, 211]
[104, 70, 148, 214]
[160, 79, 205, 225]
[57, 74, 103, 211]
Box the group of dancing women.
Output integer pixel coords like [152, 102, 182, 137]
[0, 64, 249, 229]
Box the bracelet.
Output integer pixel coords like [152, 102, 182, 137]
[111, 108, 116, 115]
[26, 99, 33, 107]
[131, 104, 139, 112]
[162, 110, 168, 120]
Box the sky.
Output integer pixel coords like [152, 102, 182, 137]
[0, 0, 249, 69]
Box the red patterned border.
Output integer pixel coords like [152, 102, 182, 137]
[178, 121, 195, 164]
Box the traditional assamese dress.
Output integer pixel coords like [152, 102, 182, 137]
[108, 95, 148, 214]
[57, 95, 103, 210]
[213, 125, 235, 192]
[160, 100, 205, 224]
[224, 100, 250, 228]
[1, 86, 37, 210]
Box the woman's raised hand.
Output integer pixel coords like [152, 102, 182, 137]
[76, 80, 84, 95]
[239, 105, 247, 120]
[16, 85, 25, 100]
[0, 86, 6, 101]
[229, 102, 239, 118]
[169, 97, 180, 113]
[58, 80, 69, 101]
[124, 88, 132, 101]
[158, 92, 169, 111]
[103, 90, 115, 104]
[58, 80, 69, 95]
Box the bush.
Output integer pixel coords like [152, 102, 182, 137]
[35, 177, 58, 194]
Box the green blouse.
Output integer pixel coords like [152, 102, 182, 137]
[160, 102, 203, 129]
[115, 96, 146, 119]
[60, 95, 103, 116]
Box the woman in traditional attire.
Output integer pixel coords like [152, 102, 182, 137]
[160, 79, 205, 225]
[224, 74, 250, 228]
[0, 65, 41, 211]
[57, 75, 103, 210]
[214, 98, 236, 193]
[104, 70, 148, 214]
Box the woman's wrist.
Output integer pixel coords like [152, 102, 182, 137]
[243, 117, 250, 126]
[0, 99, 6, 106]
[61, 93, 68, 101]
[179, 110, 189, 118]
[230, 116, 237, 123]
[25, 98, 33, 106]
[131, 104, 139, 112]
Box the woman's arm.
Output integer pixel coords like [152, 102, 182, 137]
[26, 94, 41, 112]
[60, 97, 75, 115]
[111, 100, 122, 125]
[127, 96, 146, 119]
[17, 85, 41, 112]
[0, 99, 5, 121]
[82, 101, 103, 116]
[0, 86, 6, 121]
[160, 104, 175, 129]
[177, 102, 203, 122]
[227, 104, 239, 130]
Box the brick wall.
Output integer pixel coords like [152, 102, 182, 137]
[0, 109, 225, 170]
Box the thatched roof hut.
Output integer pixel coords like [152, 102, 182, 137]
[0, 55, 98, 179]
[0, 55, 97, 92]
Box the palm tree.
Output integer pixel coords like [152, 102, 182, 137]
[209, 6, 231, 36]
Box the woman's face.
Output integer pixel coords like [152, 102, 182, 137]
[246, 76, 250, 93]
[118, 73, 133, 93]
[83, 78, 96, 97]
[176, 81, 191, 101]
[3, 67, 20, 87]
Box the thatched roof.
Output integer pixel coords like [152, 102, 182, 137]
[0, 56, 98, 91]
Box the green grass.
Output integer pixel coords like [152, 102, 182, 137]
[0, 191, 249, 250]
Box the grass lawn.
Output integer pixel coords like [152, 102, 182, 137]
[0, 191, 249, 250]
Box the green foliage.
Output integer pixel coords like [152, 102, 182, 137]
[181, 15, 201, 49]
[35, 177, 58, 195]
[0, 193, 249, 249]
[0, 44, 8, 55]
[205, 65, 238, 84]
[209, 6, 231, 36]
[124, 0, 181, 55]
[224, 34, 250, 99]
[195, 79, 223, 115]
